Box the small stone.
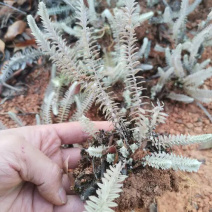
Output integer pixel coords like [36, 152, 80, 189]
[186, 123, 193, 129]
[170, 129, 175, 134]
[175, 119, 183, 124]
[204, 119, 210, 125]
[193, 117, 199, 122]
[195, 122, 202, 127]
[194, 127, 202, 134]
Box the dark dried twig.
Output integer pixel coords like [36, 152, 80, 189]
[195, 101, 212, 123]
[0, 2, 27, 15]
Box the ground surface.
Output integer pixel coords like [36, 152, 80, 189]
[1, 67, 211, 212]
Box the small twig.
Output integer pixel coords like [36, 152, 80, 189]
[0, 2, 27, 15]
[0, 112, 9, 115]
[18, 112, 37, 116]
[15, 107, 37, 116]
[92, 158, 98, 180]
[195, 101, 212, 123]
[108, 135, 114, 146]
[3, 64, 44, 91]
[100, 158, 106, 179]
[0, 112, 36, 115]
[2, 82, 22, 91]
[0, 97, 10, 105]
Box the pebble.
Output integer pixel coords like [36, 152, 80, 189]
[186, 123, 193, 129]
[189, 104, 197, 113]
[193, 117, 199, 122]
[178, 126, 185, 134]
[170, 129, 176, 134]
[175, 119, 183, 124]
[195, 122, 203, 127]
[204, 119, 210, 125]
[171, 112, 177, 117]
[194, 127, 203, 134]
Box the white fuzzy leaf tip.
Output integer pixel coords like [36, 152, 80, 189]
[84, 161, 127, 212]
[86, 145, 107, 158]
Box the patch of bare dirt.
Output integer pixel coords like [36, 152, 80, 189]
[115, 96, 212, 212]
[155, 97, 212, 212]
[0, 67, 49, 128]
[116, 167, 178, 211]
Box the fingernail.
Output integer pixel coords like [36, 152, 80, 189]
[59, 187, 67, 204]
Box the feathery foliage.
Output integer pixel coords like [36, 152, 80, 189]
[0, 48, 43, 84]
[26, 0, 212, 211]
[143, 152, 201, 172]
[84, 162, 127, 212]
[152, 0, 212, 104]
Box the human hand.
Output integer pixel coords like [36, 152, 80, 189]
[0, 122, 112, 212]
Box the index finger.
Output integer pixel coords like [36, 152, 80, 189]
[51, 121, 113, 144]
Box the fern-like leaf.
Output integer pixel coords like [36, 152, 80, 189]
[47, 5, 73, 15]
[27, 3, 80, 83]
[8, 111, 25, 127]
[150, 101, 168, 129]
[172, 0, 188, 42]
[171, 44, 185, 78]
[76, 0, 128, 139]
[151, 67, 174, 98]
[185, 87, 212, 103]
[84, 161, 127, 212]
[121, 0, 148, 141]
[86, 145, 107, 158]
[57, 82, 78, 123]
[71, 91, 96, 121]
[78, 115, 98, 138]
[167, 92, 194, 103]
[154, 134, 212, 147]
[143, 152, 201, 172]
[0, 48, 43, 83]
[189, 24, 212, 66]
[41, 92, 54, 124]
[183, 68, 212, 87]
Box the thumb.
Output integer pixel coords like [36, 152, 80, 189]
[18, 140, 67, 206]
